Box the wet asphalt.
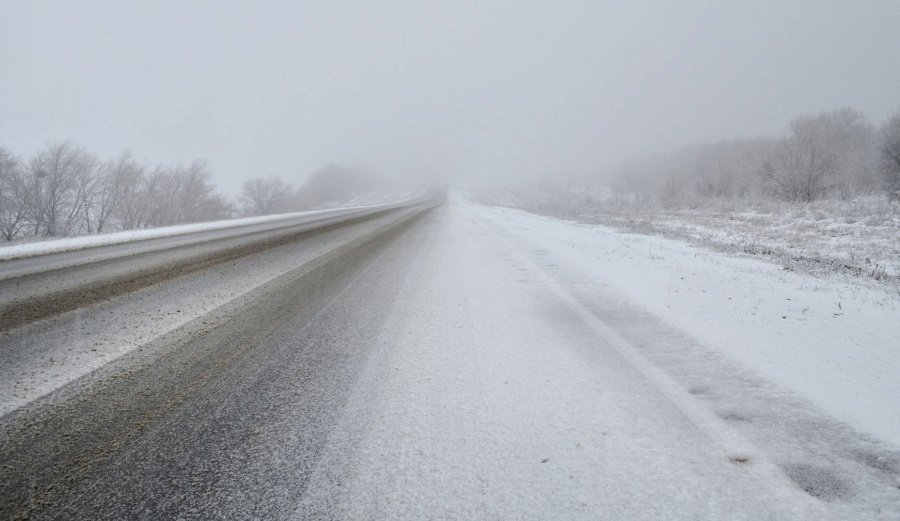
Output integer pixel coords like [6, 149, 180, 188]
[0, 209, 429, 520]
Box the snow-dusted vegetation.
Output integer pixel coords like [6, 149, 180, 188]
[0, 144, 232, 240]
[475, 107, 900, 284]
[0, 143, 399, 243]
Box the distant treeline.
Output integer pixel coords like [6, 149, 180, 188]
[610, 108, 900, 206]
[0, 143, 371, 241]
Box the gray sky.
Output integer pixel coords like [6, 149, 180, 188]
[2, 0, 899, 193]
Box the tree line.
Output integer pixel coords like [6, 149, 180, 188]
[0, 143, 371, 242]
[0, 143, 233, 241]
[610, 108, 900, 206]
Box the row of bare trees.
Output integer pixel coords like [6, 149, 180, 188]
[0, 143, 380, 241]
[611, 108, 900, 205]
[236, 164, 376, 217]
[0, 143, 232, 241]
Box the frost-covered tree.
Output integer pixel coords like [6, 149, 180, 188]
[142, 161, 232, 227]
[0, 144, 235, 237]
[0, 148, 30, 240]
[69, 152, 103, 234]
[116, 160, 153, 230]
[27, 143, 93, 236]
[610, 138, 775, 206]
[95, 151, 144, 232]
[239, 177, 293, 216]
[879, 111, 900, 198]
[762, 117, 832, 202]
[760, 108, 874, 201]
[820, 108, 876, 199]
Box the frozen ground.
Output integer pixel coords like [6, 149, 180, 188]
[468, 197, 900, 448]
[583, 199, 900, 281]
[475, 187, 900, 283]
[299, 198, 835, 520]
[291, 195, 900, 520]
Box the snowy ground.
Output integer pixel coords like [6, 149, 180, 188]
[582, 199, 900, 281]
[468, 198, 900, 448]
[299, 199, 835, 519]
[474, 187, 900, 283]
[292, 195, 900, 519]
[4, 194, 899, 518]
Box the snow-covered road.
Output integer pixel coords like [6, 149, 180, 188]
[471, 201, 900, 449]
[296, 196, 900, 519]
[299, 199, 836, 519]
[2, 195, 898, 519]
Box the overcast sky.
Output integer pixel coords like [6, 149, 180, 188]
[2, 0, 899, 193]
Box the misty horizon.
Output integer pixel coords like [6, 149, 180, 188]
[3, 1, 899, 193]
[3, 3, 900, 519]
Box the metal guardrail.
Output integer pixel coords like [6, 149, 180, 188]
[0, 191, 438, 331]
[0, 191, 433, 281]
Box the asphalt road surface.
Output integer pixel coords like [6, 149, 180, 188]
[0, 198, 888, 520]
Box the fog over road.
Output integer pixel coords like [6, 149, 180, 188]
[0, 196, 894, 519]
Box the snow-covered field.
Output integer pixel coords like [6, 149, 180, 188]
[581, 198, 900, 281]
[470, 198, 900, 449]
[474, 187, 900, 283]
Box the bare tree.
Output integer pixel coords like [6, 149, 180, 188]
[0, 148, 30, 240]
[141, 161, 231, 227]
[68, 152, 102, 234]
[821, 108, 876, 199]
[761, 117, 832, 202]
[97, 151, 144, 232]
[176, 161, 217, 223]
[239, 177, 293, 216]
[27, 143, 87, 236]
[1, 144, 237, 238]
[119, 164, 161, 230]
[196, 191, 234, 222]
[139, 165, 177, 227]
[761, 109, 876, 201]
[880, 111, 900, 198]
[171, 161, 231, 223]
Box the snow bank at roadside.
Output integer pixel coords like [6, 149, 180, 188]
[472, 200, 900, 447]
[472, 185, 900, 283]
[0, 191, 420, 261]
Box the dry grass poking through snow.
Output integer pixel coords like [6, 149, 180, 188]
[473, 187, 900, 287]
